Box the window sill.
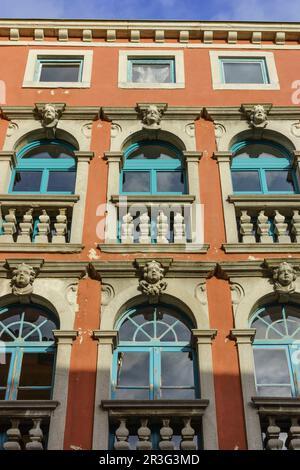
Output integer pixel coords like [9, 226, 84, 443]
[223, 243, 300, 253]
[98, 243, 209, 253]
[0, 400, 59, 417]
[111, 194, 195, 204]
[101, 399, 209, 417]
[228, 194, 300, 208]
[22, 81, 91, 88]
[0, 243, 84, 253]
[118, 82, 185, 89]
[252, 396, 300, 414]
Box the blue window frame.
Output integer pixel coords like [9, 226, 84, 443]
[121, 141, 186, 195]
[220, 57, 269, 84]
[0, 304, 58, 401]
[10, 139, 76, 194]
[250, 303, 300, 397]
[35, 58, 84, 83]
[127, 58, 175, 83]
[231, 140, 298, 194]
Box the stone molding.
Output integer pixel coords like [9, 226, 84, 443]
[1, 105, 99, 121]
[218, 258, 300, 278]
[0, 151, 17, 167]
[1, 259, 88, 278]
[223, 244, 300, 253]
[101, 105, 202, 121]
[192, 329, 218, 344]
[230, 328, 256, 344]
[53, 330, 78, 344]
[204, 105, 300, 121]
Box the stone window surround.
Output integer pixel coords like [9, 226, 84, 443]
[100, 104, 205, 252]
[219, 258, 300, 450]
[118, 50, 185, 89]
[209, 50, 280, 90]
[207, 105, 300, 253]
[90, 259, 219, 450]
[0, 258, 88, 449]
[23, 49, 93, 88]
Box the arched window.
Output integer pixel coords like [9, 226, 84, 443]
[112, 304, 198, 399]
[250, 303, 300, 397]
[10, 140, 76, 194]
[231, 140, 298, 194]
[0, 304, 58, 400]
[121, 141, 186, 195]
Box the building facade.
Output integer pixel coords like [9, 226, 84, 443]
[0, 19, 300, 450]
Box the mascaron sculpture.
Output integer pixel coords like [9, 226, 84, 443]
[139, 260, 167, 302]
[11, 263, 36, 297]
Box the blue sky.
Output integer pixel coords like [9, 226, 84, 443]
[1, 0, 300, 22]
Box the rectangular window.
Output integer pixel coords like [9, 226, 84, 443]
[128, 59, 175, 84]
[221, 58, 269, 84]
[37, 59, 83, 83]
[23, 50, 93, 88]
[209, 51, 279, 90]
[118, 50, 184, 89]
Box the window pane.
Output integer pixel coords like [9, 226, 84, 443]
[19, 353, 54, 386]
[0, 352, 11, 387]
[265, 170, 295, 192]
[223, 61, 266, 84]
[156, 172, 184, 193]
[232, 171, 261, 192]
[114, 388, 150, 399]
[17, 389, 52, 400]
[254, 349, 291, 389]
[12, 171, 42, 192]
[40, 64, 80, 82]
[122, 172, 150, 192]
[256, 386, 292, 397]
[132, 64, 172, 83]
[161, 351, 194, 387]
[47, 171, 76, 192]
[161, 388, 195, 399]
[117, 352, 149, 387]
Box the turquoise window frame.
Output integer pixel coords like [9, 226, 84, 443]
[9, 139, 76, 195]
[111, 305, 199, 400]
[250, 303, 300, 397]
[34, 58, 84, 83]
[127, 58, 175, 83]
[231, 140, 299, 194]
[219, 57, 270, 84]
[120, 141, 186, 195]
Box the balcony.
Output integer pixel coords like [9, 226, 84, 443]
[99, 195, 209, 253]
[0, 195, 82, 252]
[252, 397, 300, 450]
[101, 399, 209, 450]
[223, 195, 300, 253]
[0, 400, 58, 450]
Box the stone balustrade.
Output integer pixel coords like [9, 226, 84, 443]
[252, 397, 300, 450]
[0, 400, 58, 450]
[101, 399, 209, 450]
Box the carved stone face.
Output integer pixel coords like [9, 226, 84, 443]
[13, 265, 33, 288]
[42, 104, 57, 124]
[277, 264, 295, 286]
[251, 105, 267, 124]
[143, 105, 161, 126]
[144, 261, 163, 284]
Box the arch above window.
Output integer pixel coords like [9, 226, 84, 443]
[10, 139, 76, 194]
[231, 140, 298, 194]
[0, 304, 58, 400]
[250, 303, 300, 397]
[121, 141, 186, 195]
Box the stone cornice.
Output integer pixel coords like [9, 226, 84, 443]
[1, 105, 99, 121]
[53, 330, 78, 344]
[101, 105, 202, 121]
[0, 151, 17, 167]
[0, 194, 79, 207]
[1, 259, 88, 278]
[228, 194, 300, 208]
[1, 20, 300, 44]
[230, 328, 256, 344]
[204, 105, 300, 121]
[90, 260, 216, 279]
[217, 258, 300, 278]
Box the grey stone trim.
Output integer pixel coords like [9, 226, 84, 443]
[53, 330, 78, 344]
[93, 330, 118, 350]
[73, 151, 94, 162]
[192, 329, 218, 344]
[230, 328, 256, 344]
[90, 260, 216, 279]
[204, 105, 300, 121]
[101, 399, 209, 416]
[98, 243, 209, 253]
[0, 259, 88, 278]
[0, 151, 17, 166]
[213, 151, 233, 162]
[111, 195, 196, 204]
[1, 105, 99, 120]
[183, 150, 203, 162]
[229, 193, 300, 207]
[223, 243, 300, 253]
[0, 243, 84, 253]
[101, 105, 202, 121]
[252, 397, 300, 415]
[0, 194, 79, 206]
[0, 400, 59, 417]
